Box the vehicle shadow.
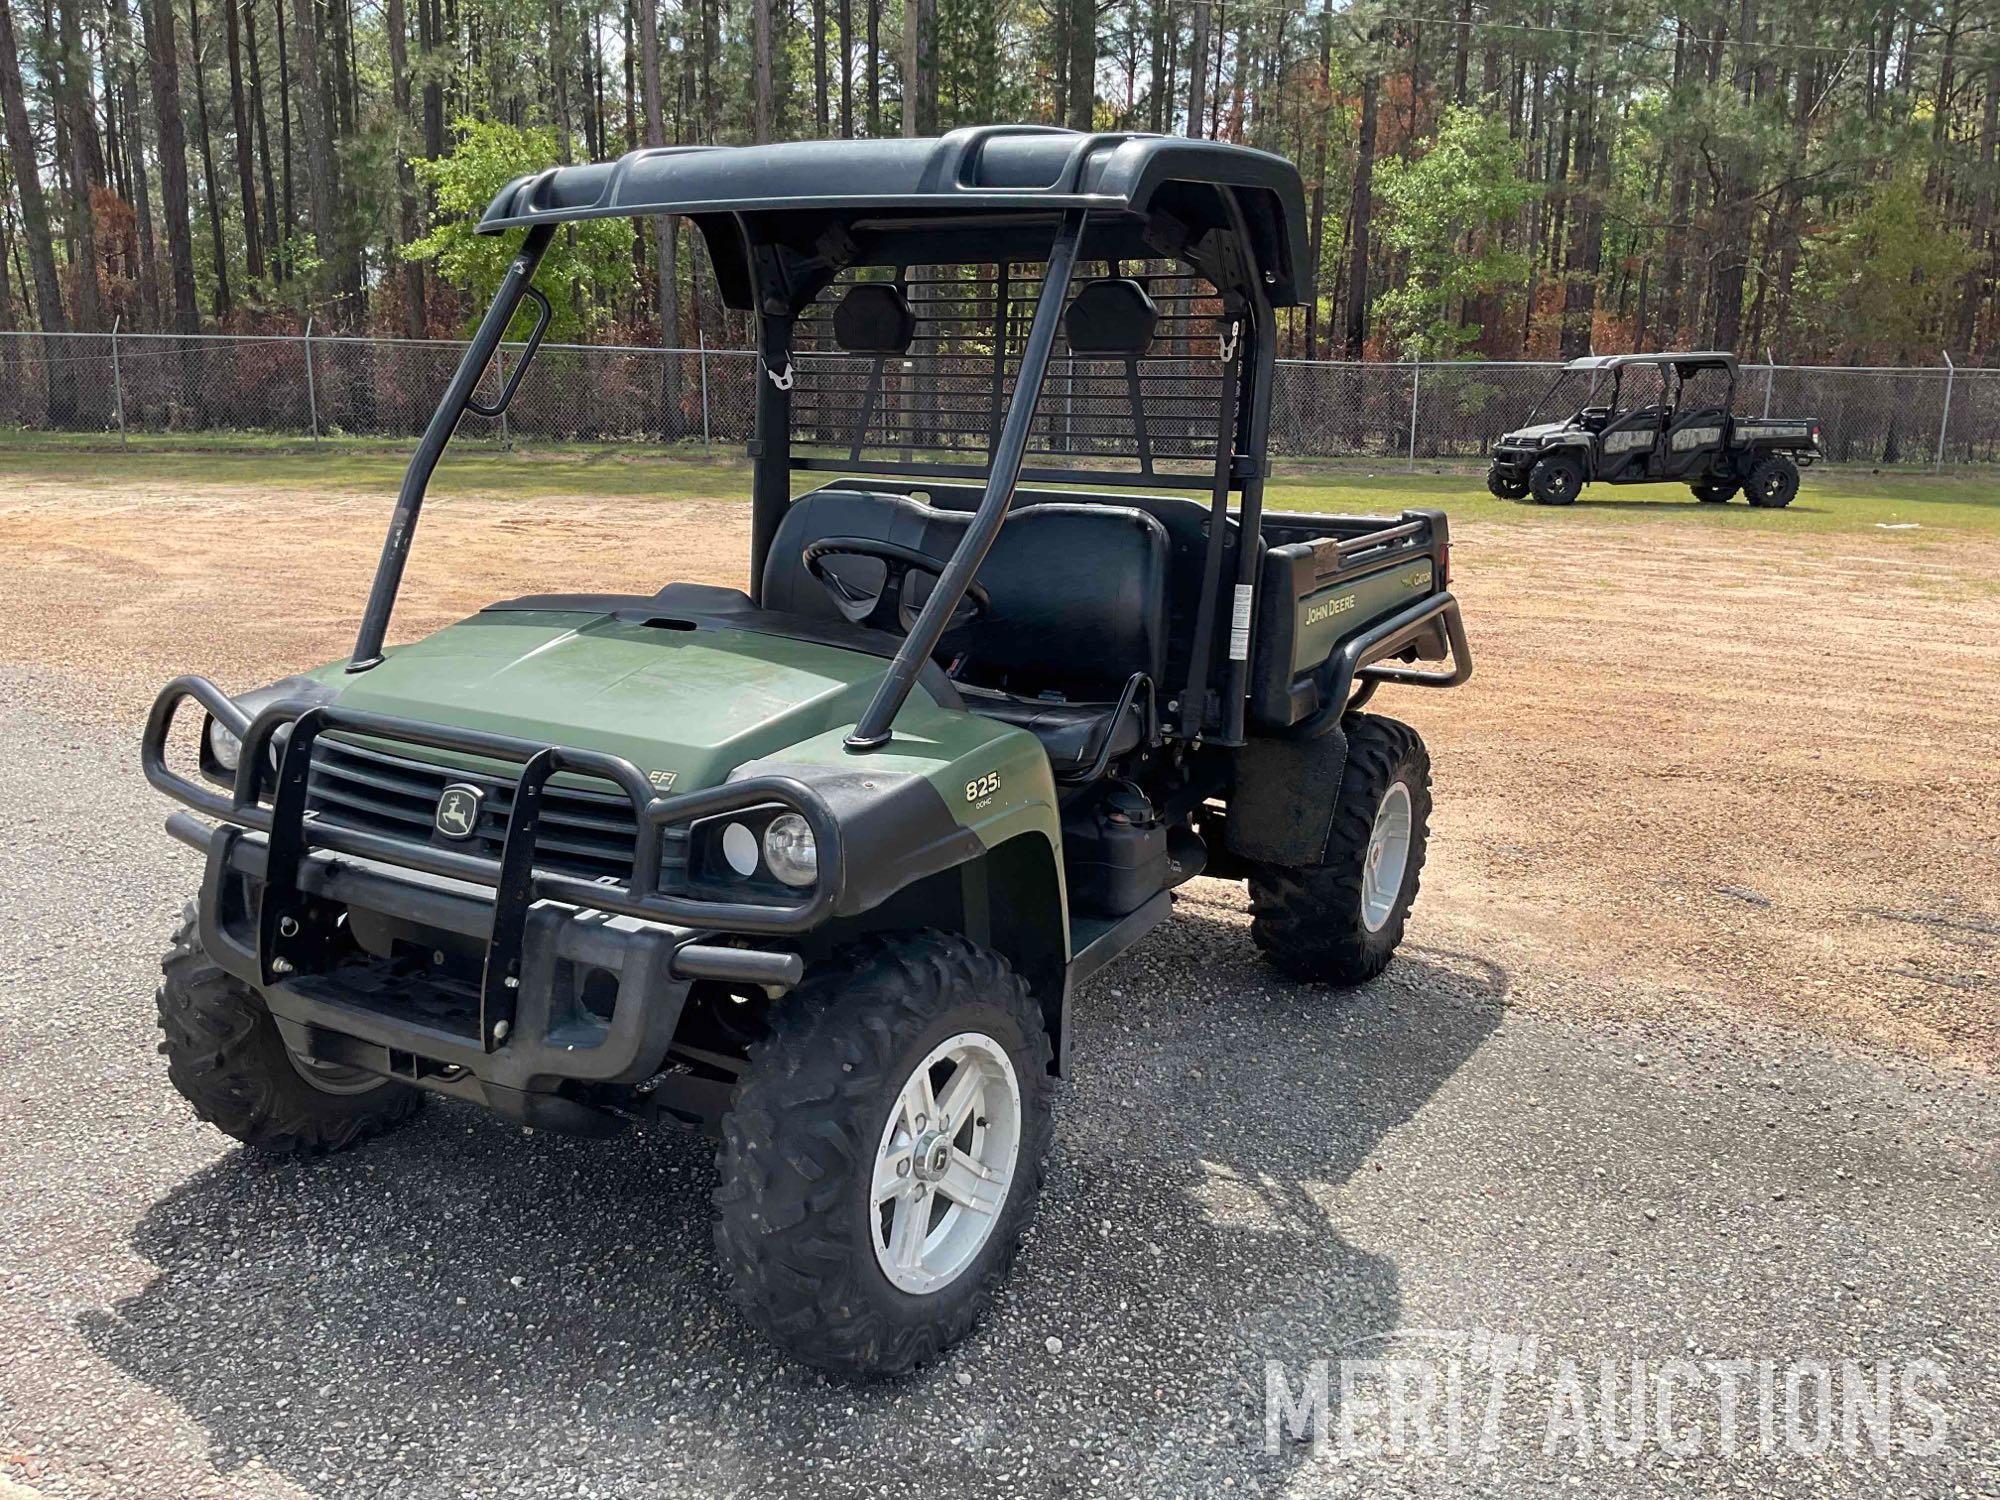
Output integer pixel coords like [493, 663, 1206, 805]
[80, 894, 1507, 1498]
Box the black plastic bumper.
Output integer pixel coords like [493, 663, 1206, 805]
[182, 815, 699, 1133]
[1488, 448, 1538, 482]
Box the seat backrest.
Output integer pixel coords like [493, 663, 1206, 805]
[965, 504, 1168, 695]
[924, 487, 1221, 689]
[761, 489, 1169, 698]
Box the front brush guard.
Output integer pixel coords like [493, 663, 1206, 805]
[143, 676, 841, 1051]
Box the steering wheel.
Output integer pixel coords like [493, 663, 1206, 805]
[803, 537, 992, 635]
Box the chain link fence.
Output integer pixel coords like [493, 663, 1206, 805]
[2, 327, 1994, 468]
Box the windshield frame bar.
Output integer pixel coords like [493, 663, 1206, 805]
[348, 224, 556, 671]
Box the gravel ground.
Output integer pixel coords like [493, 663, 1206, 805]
[0, 665, 1994, 1499]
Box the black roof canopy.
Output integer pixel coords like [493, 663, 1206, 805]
[478, 127, 1312, 305]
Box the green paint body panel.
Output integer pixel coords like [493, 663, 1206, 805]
[1289, 559, 1434, 677]
[297, 608, 1067, 949]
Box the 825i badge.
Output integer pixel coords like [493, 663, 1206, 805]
[965, 770, 1001, 803]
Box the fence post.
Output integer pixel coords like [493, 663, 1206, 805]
[1935, 350, 1955, 472]
[1762, 350, 1775, 418]
[698, 330, 712, 447]
[1406, 354, 1421, 470]
[110, 317, 127, 443]
[302, 318, 320, 443]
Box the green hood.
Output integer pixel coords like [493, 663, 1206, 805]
[322, 609, 907, 792]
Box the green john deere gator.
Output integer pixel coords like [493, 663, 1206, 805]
[142, 127, 1472, 1375]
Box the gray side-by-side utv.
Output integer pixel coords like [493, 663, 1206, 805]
[1488, 351, 1820, 506]
[142, 127, 1473, 1374]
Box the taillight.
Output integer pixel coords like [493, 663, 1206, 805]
[1439, 542, 1451, 589]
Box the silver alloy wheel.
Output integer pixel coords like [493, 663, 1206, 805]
[871, 1031, 1022, 1296]
[1359, 780, 1414, 933]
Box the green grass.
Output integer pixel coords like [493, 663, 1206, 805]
[1263, 459, 2000, 537]
[4, 429, 1996, 538]
[0, 429, 757, 502]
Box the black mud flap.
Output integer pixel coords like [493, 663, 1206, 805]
[1225, 725, 1351, 868]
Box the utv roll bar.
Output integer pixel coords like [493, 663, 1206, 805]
[343, 130, 1305, 754]
[1526, 348, 1741, 426]
[350, 224, 556, 670]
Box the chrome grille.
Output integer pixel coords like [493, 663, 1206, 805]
[306, 737, 641, 882]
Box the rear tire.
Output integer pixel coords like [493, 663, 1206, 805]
[156, 904, 423, 1154]
[713, 932, 1053, 1376]
[1249, 714, 1432, 986]
[1745, 453, 1800, 508]
[1486, 468, 1529, 500]
[1528, 453, 1584, 505]
[1692, 479, 1739, 503]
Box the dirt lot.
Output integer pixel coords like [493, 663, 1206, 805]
[3, 460, 1995, 1500]
[2, 469, 1992, 1071]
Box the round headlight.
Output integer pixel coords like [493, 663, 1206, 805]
[719, 820, 760, 878]
[761, 813, 818, 888]
[206, 716, 243, 772]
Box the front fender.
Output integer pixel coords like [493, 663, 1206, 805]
[730, 714, 1062, 926]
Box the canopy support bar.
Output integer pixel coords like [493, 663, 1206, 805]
[844, 209, 1088, 752]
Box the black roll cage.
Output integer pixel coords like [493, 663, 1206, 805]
[1527, 353, 1740, 427]
[343, 156, 1283, 755]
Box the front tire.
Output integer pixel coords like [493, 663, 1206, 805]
[1486, 468, 1529, 500]
[713, 932, 1053, 1376]
[1745, 453, 1800, 507]
[1528, 453, 1584, 505]
[156, 904, 423, 1154]
[1692, 479, 1739, 503]
[1249, 714, 1432, 985]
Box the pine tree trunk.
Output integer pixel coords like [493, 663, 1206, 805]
[146, 0, 201, 334]
[1342, 68, 1377, 357]
[837, 0, 852, 135]
[224, 0, 264, 280]
[812, 0, 828, 135]
[1185, 0, 1208, 137]
[288, 0, 340, 322]
[242, 0, 280, 272]
[187, 0, 234, 320]
[900, 0, 934, 135]
[109, 0, 162, 321]
[1958, 60, 1996, 353]
[0, 0, 72, 426]
[753, 0, 773, 140]
[1066, 0, 1095, 130]
[386, 0, 424, 335]
[55, 0, 104, 330]
[865, 0, 880, 136]
[551, 0, 572, 158]
[638, 0, 681, 433]
[274, 0, 293, 245]
[1303, 0, 1329, 357]
[421, 0, 444, 157]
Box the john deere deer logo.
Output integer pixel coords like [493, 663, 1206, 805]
[435, 784, 484, 839]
